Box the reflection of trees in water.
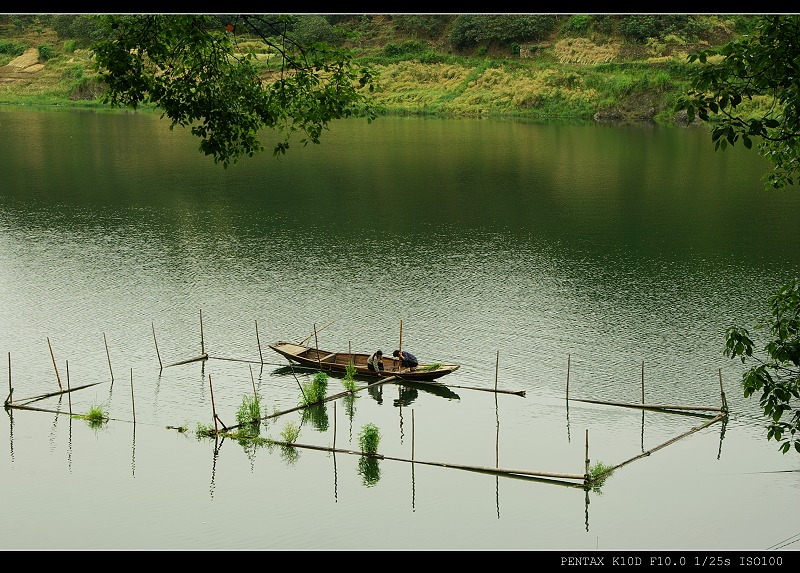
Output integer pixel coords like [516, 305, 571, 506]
[279, 444, 300, 466]
[301, 403, 329, 432]
[358, 457, 381, 486]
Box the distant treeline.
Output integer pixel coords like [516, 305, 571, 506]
[0, 14, 761, 53]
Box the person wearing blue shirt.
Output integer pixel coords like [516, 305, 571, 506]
[393, 349, 418, 369]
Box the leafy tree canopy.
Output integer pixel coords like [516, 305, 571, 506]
[677, 15, 800, 190]
[725, 278, 800, 454]
[91, 14, 377, 167]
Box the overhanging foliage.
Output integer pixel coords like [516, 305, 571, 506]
[91, 14, 377, 167]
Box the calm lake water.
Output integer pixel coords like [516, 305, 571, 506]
[0, 105, 799, 552]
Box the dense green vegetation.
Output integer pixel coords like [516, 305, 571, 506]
[678, 15, 800, 190]
[726, 279, 800, 454]
[0, 13, 757, 124]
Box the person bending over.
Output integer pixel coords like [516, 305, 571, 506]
[393, 349, 418, 369]
[367, 349, 384, 375]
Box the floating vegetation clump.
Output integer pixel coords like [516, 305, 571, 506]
[166, 425, 188, 433]
[300, 371, 329, 405]
[76, 402, 109, 429]
[235, 393, 262, 434]
[588, 460, 614, 493]
[280, 420, 300, 444]
[195, 422, 215, 439]
[342, 360, 358, 392]
[358, 422, 381, 455]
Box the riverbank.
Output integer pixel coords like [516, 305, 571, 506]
[0, 15, 739, 125]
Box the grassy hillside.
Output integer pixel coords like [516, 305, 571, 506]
[0, 14, 759, 124]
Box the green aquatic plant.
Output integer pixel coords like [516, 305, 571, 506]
[86, 403, 107, 421]
[236, 394, 262, 427]
[358, 423, 381, 455]
[300, 371, 329, 405]
[342, 360, 358, 392]
[280, 421, 300, 444]
[195, 422, 215, 439]
[587, 461, 614, 493]
[166, 425, 188, 433]
[420, 362, 443, 371]
[77, 403, 109, 428]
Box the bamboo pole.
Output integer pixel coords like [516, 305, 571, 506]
[66, 360, 72, 415]
[152, 322, 163, 370]
[259, 439, 587, 482]
[571, 397, 723, 412]
[6, 352, 11, 405]
[200, 308, 205, 356]
[443, 383, 525, 397]
[641, 361, 645, 403]
[610, 413, 726, 473]
[718, 369, 728, 412]
[47, 337, 62, 391]
[255, 320, 263, 364]
[130, 368, 135, 423]
[103, 332, 114, 383]
[399, 319, 403, 355]
[412, 408, 415, 461]
[165, 355, 208, 368]
[288, 364, 308, 403]
[12, 382, 104, 406]
[314, 323, 321, 367]
[223, 376, 400, 430]
[249, 364, 257, 399]
[209, 374, 218, 434]
[495, 350, 499, 391]
[298, 320, 335, 345]
[6, 403, 71, 415]
[584, 429, 589, 479]
[566, 354, 570, 401]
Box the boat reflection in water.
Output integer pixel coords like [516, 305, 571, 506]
[270, 366, 460, 407]
[392, 381, 460, 407]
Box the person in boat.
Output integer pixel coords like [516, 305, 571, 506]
[367, 349, 384, 374]
[393, 349, 418, 369]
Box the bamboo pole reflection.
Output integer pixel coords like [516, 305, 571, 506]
[584, 488, 590, 532]
[717, 416, 727, 460]
[6, 407, 13, 464]
[67, 414, 73, 473]
[131, 421, 136, 478]
[411, 409, 415, 512]
[209, 435, 219, 500]
[49, 394, 63, 446]
[641, 410, 645, 453]
[495, 383, 500, 519]
[333, 404, 338, 503]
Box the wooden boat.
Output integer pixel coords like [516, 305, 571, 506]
[269, 341, 460, 382]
